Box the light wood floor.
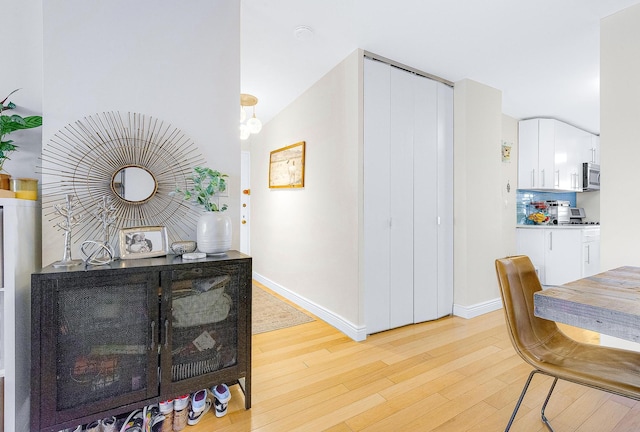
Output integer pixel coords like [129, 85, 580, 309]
[188, 285, 640, 432]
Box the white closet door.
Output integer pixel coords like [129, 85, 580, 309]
[389, 66, 415, 329]
[436, 82, 454, 317]
[363, 58, 392, 334]
[412, 74, 439, 323]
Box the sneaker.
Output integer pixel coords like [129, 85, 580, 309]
[120, 409, 144, 432]
[187, 389, 213, 425]
[159, 410, 173, 432]
[212, 384, 231, 417]
[101, 416, 117, 432]
[86, 420, 100, 432]
[190, 389, 207, 413]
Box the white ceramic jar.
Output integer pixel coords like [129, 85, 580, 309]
[196, 212, 232, 254]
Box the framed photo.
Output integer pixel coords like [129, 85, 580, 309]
[119, 226, 169, 259]
[269, 141, 305, 188]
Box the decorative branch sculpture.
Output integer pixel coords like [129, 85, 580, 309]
[52, 194, 84, 268]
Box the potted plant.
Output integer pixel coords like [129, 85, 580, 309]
[0, 89, 43, 180]
[177, 166, 232, 254]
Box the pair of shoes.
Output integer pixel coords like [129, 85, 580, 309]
[86, 416, 116, 432]
[187, 389, 214, 425]
[212, 384, 231, 417]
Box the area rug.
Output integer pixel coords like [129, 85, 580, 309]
[252, 285, 314, 334]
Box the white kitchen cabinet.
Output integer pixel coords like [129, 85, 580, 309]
[364, 57, 453, 334]
[0, 199, 40, 432]
[582, 228, 601, 277]
[518, 118, 595, 191]
[516, 227, 595, 286]
[583, 135, 600, 165]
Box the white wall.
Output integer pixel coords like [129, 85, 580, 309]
[453, 79, 504, 310]
[600, 3, 640, 270]
[250, 50, 362, 332]
[41, 0, 240, 265]
[502, 114, 519, 256]
[4, 1, 43, 180]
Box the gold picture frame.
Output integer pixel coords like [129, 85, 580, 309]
[269, 141, 305, 188]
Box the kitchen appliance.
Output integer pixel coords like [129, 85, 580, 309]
[546, 200, 570, 225]
[567, 207, 599, 225]
[583, 162, 600, 191]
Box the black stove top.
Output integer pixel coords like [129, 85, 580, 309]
[566, 221, 600, 225]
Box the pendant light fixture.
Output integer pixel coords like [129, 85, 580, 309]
[240, 93, 262, 140]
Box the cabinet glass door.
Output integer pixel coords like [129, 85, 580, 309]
[161, 261, 250, 396]
[39, 271, 159, 426]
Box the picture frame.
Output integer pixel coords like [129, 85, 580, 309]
[118, 226, 169, 260]
[269, 141, 305, 188]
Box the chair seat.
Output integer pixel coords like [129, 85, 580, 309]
[518, 327, 640, 399]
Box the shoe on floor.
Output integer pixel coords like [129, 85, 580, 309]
[212, 384, 231, 417]
[187, 389, 214, 425]
[190, 389, 208, 413]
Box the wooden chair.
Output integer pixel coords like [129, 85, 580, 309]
[495, 255, 640, 431]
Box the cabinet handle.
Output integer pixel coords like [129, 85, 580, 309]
[164, 319, 169, 348]
[549, 232, 553, 251]
[586, 245, 590, 264]
[150, 320, 156, 351]
[531, 169, 535, 187]
[554, 170, 560, 188]
[540, 169, 544, 187]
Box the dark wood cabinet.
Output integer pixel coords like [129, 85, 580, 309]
[31, 252, 251, 432]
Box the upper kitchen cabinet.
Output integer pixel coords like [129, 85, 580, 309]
[518, 118, 597, 191]
[584, 135, 600, 165]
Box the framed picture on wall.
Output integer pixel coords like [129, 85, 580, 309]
[119, 226, 169, 259]
[269, 141, 305, 188]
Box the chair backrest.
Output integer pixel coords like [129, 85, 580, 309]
[495, 256, 562, 362]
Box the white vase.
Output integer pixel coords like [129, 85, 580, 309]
[197, 212, 232, 254]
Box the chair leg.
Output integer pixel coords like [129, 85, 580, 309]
[505, 370, 557, 432]
[540, 377, 558, 432]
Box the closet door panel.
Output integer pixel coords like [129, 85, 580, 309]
[363, 58, 392, 334]
[389, 66, 415, 329]
[436, 83, 454, 317]
[412, 75, 439, 323]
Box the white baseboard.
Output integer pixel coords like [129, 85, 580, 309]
[252, 272, 367, 341]
[453, 298, 503, 319]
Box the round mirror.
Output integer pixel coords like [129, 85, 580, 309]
[111, 166, 158, 203]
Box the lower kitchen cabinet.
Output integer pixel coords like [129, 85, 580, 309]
[31, 252, 251, 432]
[516, 227, 599, 286]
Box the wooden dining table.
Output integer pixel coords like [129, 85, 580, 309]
[534, 266, 640, 344]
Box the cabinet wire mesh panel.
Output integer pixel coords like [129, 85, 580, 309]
[167, 263, 243, 383]
[55, 283, 151, 410]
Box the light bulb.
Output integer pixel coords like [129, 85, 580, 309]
[247, 116, 262, 134]
[240, 123, 250, 140]
[240, 106, 247, 123]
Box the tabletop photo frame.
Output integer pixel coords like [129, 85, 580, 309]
[119, 226, 169, 259]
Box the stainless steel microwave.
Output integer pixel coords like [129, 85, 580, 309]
[583, 162, 600, 191]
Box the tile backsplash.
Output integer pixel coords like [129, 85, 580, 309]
[516, 190, 576, 224]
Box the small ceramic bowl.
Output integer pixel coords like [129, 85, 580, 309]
[170, 240, 197, 255]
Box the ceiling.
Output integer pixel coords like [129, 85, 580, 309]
[241, 0, 640, 136]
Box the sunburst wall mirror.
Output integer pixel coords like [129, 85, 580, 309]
[41, 111, 206, 251]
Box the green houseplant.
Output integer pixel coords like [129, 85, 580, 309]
[0, 89, 43, 173]
[177, 166, 229, 211]
[177, 166, 231, 254]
